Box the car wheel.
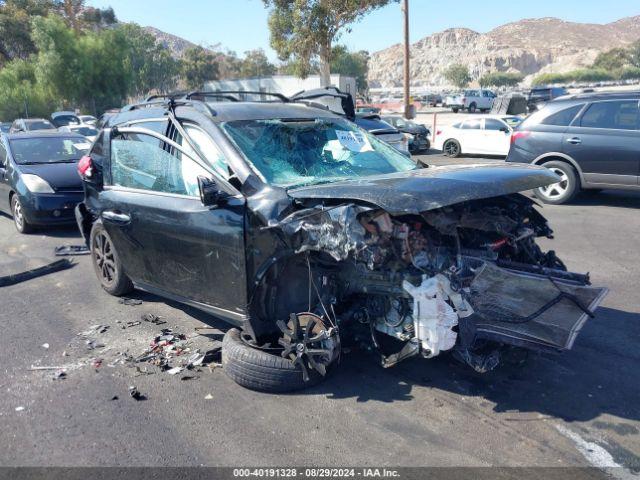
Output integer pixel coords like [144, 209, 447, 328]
[452, 107, 459, 113]
[534, 161, 579, 205]
[223, 315, 339, 393]
[443, 139, 461, 158]
[468, 103, 477, 113]
[90, 221, 134, 296]
[11, 195, 33, 234]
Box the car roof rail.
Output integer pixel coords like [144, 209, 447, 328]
[185, 90, 290, 103]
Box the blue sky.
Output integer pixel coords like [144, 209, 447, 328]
[87, 0, 640, 59]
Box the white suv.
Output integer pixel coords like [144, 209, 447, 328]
[447, 89, 497, 113]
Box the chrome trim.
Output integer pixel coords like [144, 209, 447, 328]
[103, 184, 243, 200]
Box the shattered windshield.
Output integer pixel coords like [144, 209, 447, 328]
[221, 117, 416, 187]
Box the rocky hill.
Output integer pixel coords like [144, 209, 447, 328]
[143, 27, 203, 58]
[368, 16, 640, 88]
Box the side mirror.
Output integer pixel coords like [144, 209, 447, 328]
[500, 126, 510, 133]
[198, 176, 229, 206]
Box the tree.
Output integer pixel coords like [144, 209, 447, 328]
[443, 64, 471, 89]
[0, 0, 56, 64]
[240, 49, 276, 78]
[181, 46, 220, 90]
[330, 45, 369, 92]
[478, 72, 523, 88]
[263, 0, 397, 86]
[593, 48, 630, 71]
[629, 40, 640, 68]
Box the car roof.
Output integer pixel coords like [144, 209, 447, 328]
[4, 131, 86, 140]
[552, 90, 640, 103]
[109, 101, 342, 126]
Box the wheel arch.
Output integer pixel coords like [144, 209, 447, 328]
[531, 153, 585, 187]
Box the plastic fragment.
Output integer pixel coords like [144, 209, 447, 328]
[204, 394, 213, 400]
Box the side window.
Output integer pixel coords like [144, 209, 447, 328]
[175, 124, 230, 180]
[541, 104, 584, 126]
[460, 119, 482, 130]
[579, 101, 639, 130]
[0, 142, 6, 167]
[111, 133, 208, 197]
[484, 119, 506, 131]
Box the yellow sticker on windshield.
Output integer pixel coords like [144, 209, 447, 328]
[335, 130, 373, 153]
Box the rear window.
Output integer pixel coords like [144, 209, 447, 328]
[541, 104, 585, 126]
[9, 137, 90, 164]
[73, 126, 98, 136]
[460, 119, 482, 130]
[579, 101, 639, 130]
[25, 120, 54, 131]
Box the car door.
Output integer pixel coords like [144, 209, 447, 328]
[458, 118, 484, 153]
[481, 118, 511, 155]
[562, 99, 640, 186]
[102, 121, 247, 317]
[0, 140, 10, 213]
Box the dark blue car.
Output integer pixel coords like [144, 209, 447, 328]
[0, 131, 91, 233]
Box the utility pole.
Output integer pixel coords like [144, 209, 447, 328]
[402, 0, 412, 119]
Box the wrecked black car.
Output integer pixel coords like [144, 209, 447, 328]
[76, 91, 607, 392]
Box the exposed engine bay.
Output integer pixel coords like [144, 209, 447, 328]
[260, 193, 607, 374]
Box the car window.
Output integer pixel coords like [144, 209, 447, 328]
[0, 142, 6, 166]
[541, 104, 585, 126]
[579, 101, 640, 130]
[175, 124, 230, 180]
[460, 119, 482, 130]
[25, 120, 55, 130]
[484, 119, 507, 131]
[9, 137, 90, 164]
[111, 133, 209, 197]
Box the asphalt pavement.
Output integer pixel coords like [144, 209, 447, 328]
[0, 158, 639, 473]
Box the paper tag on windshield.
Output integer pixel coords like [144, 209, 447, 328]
[335, 130, 373, 153]
[73, 143, 91, 151]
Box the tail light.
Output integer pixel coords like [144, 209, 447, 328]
[511, 131, 531, 145]
[77, 155, 93, 179]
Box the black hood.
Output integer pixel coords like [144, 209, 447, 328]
[399, 124, 429, 135]
[18, 162, 82, 191]
[288, 163, 559, 215]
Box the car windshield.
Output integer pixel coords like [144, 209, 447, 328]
[52, 115, 80, 126]
[221, 117, 416, 187]
[9, 137, 90, 164]
[25, 121, 55, 130]
[72, 126, 98, 136]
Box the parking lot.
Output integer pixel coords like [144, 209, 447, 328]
[1, 155, 639, 472]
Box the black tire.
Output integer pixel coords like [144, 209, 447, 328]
[452, 107, 459, 113]
[11, 195, 33, 234]
[533, 160, 580, 205]
[468, 103, 477, 113]
[222, 328, 329, 393]
[90, 221, 134, 296]
[443, 139, 461, 158]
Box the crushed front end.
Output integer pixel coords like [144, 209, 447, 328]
[264, 193, 607, 373]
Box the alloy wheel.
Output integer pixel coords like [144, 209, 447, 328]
[12, 198, 24, 231]
[93, 231, 117, 285]
[444, 141, 459, 157]
[538, 167, 569, 199]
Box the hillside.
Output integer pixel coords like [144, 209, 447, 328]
[368, 16, 640, 88]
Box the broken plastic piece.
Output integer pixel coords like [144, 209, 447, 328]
[0, 259, 74, 288]
[119, 298, 143, 306]
[141, 313, 166, 325]
[54, 245, 90, 256]
[166, 366, 184, 375]
[128, 386, 144, 400]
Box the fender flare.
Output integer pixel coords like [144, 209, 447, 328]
[531, 152, 585, 187]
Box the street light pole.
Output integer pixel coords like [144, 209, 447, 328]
[402, 0, 412, 119]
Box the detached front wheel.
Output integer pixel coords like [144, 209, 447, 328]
[222, 314, 340, 393]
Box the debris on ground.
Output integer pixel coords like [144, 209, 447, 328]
[92, 358, 103, 368]
[110, 395, 119, 401]
[128, 386, 144, 400]
[85, 339, 105, 350]
[54, 245, 90, 256]
[0, 259, 74, 288]
[15, 406, 25, 412]
[141, 313, 166, 325]
[204, 394, 213, 400]
[29, 364, 80, 371]
[41, 343, 49, 349]
[119, 298, 143, 306]
[121, 321, 141, 329]
[52, 370, 66, 380]
[78, 325, 109, 336]
[166, 366, 184, 375]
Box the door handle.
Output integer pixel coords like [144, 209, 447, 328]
[102, 210, 131, 224]
[566, 137, 582, 145]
